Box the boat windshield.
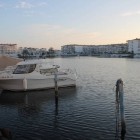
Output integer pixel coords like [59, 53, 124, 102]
[13, 64, 36, 74]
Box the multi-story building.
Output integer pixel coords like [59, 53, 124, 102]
[74, 45, 84, 55]
[91, 44, 128, 54]
[61, 43, 128, 56]
[17, 47, 48, 58]
[75, 45, 93, 55]
[61, 44, 94, 56]
[0, 44, 17, 57]
[61, 45, 75, 55]
[127, 38, 140, 54]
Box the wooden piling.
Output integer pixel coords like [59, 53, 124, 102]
[116, 79, 126, 137]
[54, 72, 58, 100]
[118, 79, 126, 134]
[54, 72, 58, 96]
[115, 85, 119, 140]
[54, 72, 59, 116]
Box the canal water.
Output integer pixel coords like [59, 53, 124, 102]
[0, 57, 140, 140]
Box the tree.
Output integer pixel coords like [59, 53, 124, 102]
[47, 47, 55, 57]
[22, 49, 29, 60]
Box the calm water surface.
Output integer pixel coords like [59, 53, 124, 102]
[0, 57, 140, 140]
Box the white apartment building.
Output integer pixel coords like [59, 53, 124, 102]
[0, 44, 17, 56]
[127, 38, 140, 54]
[91, 44, 128, 54]
[61, 44, 128, 56]
[75, 45, 84, 54]
[61, 45, 75, 55]
[17, 47, 47, 58]
[74, 45, 93, 55]
[61, 45, 93, 55]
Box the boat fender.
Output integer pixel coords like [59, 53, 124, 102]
[23, 78, 27, 91]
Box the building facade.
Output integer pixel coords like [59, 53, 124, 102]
[61, 43, 128, 56]
[127, 38, 140, 54]
[61, 45, 75, 55]
[0, 44, 17, 57]
[17, 47, 48, 58]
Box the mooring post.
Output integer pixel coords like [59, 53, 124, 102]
[116, 79, 126, 136]
[54, 72, 58, 105]
[115, 81, 120, 140]
[119, 79, 126, 134]
[54, 72, 58, 95]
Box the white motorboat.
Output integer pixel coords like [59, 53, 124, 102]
[0, 59, 77, 91]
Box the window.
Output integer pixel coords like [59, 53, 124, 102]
[13, 64, 36, 74]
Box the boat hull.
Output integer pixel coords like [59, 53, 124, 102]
[0, 78, 76, 91]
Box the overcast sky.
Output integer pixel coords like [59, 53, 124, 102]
[0, 0, 140, 49]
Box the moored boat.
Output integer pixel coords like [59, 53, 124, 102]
[0, 59, 77, 91]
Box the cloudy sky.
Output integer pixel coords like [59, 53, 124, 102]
[0, 0, 140, 49]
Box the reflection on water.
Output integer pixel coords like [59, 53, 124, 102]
[0, 88, 77, 105]
[0, 88, 77, 140]
[0, 57, 140, 140]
